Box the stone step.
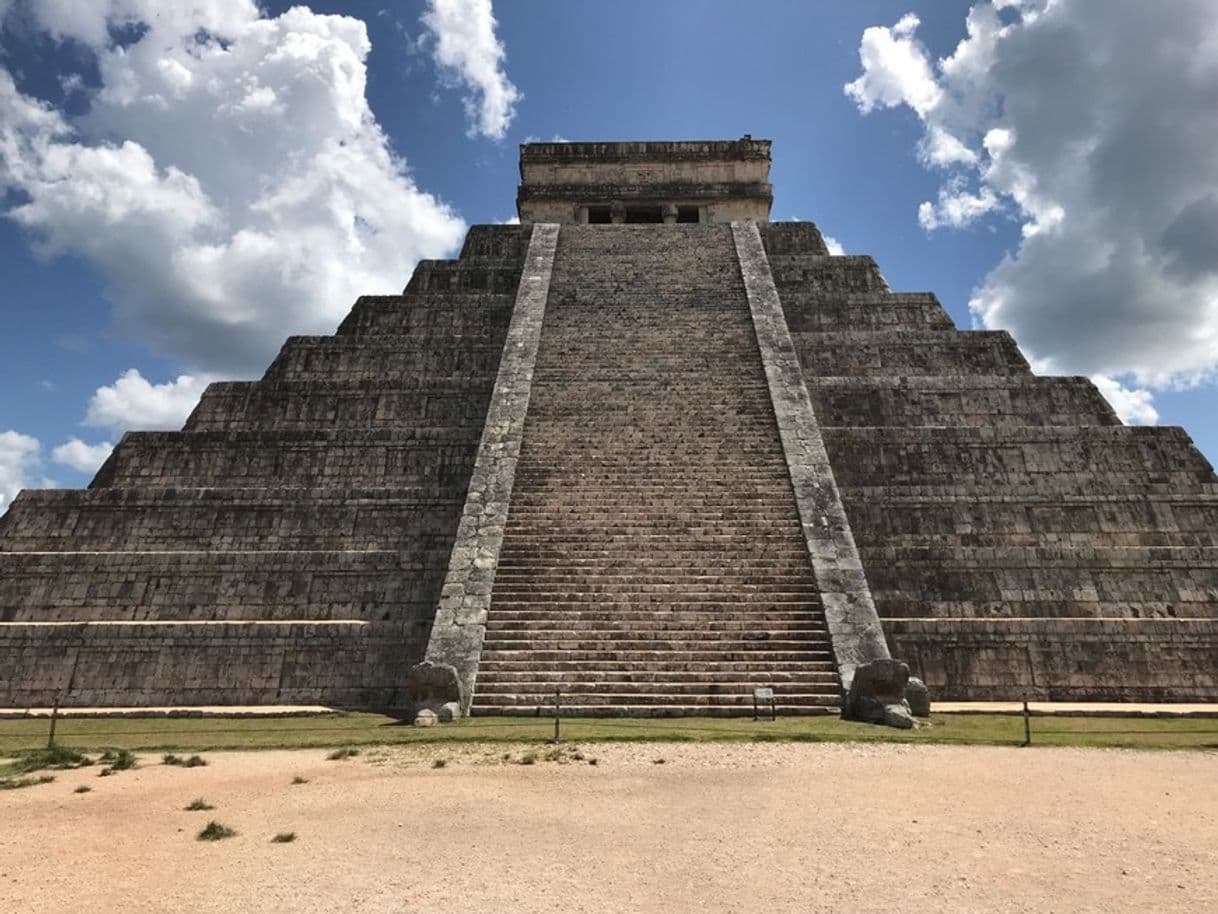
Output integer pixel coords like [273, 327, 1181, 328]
[483, 607, 823, 619]
[185, 379, 494, 432]
[517, 424, 782, 435]
[503, 511, 802, 522]
[824, 425, 1214, 488]
[499, 531, 808, 543]
[841, 493, 1218, 539]
[487, 602, 824, 615]
[94, 428, 480, 489]
[860, 544, 1218, 567]
[794, 329, 1030, 377]
[335, 295, 512, 337]
[404, 260, 523, 294]
[765, 254, 887, 293]
[468, 703, 839, 718]
[0, 549, 434, 624]
[478, 672, 839, 687]
[878, 599, 1218, 620]
[758, 223, 833, 257]
[488, 585, 820, 598]
[471, 692, 841, 708]
[477, 223, 835, 714]
[0, 486, 463, 553]
[482, 634, 831, 647]
[476, 677, 839, 694]
[478, 648, 832, 664]
[263, 337, 505, 382]
[777, 291, 954, 332]
[489, 548, 813, 563]
[496, 546, 812, 558]
[842, 481, 1218, 499]
[457, 223, 533, 260]
[0, 618, 397, 709]
[490, 572, 816, 584]
[808, 375, 1119, 428]
[493, 573, 817, 585]
[484, 619, 827, 634]
[478, 656, 836, 671]
[480, 634, 826, 649]
[498, 529, 808, 539]
[501, 521, 803, 531]
[864, 531, 1218, 549]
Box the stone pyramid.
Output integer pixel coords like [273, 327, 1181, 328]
[2, 138, 1215, 715]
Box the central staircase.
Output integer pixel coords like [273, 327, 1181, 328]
[471, 224, 840, 716]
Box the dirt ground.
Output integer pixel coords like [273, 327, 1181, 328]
[2, 742, 1216, 913]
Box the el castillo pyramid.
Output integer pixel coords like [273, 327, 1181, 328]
[2, 138, 1216, 717]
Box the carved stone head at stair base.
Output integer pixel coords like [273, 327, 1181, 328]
[842, 658, 922, 729]
[406, 660, 464, 724]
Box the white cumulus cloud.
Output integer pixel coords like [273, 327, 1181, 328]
[823, 235, 846, 256]
[85, 370, 213, 433]
[0, 1, 467, 376]
[844, 13, 942, 118]
[421, 0, 520, 140]
[845, 1, 1218, 395]
[51, 438, 115, 474]
[0, 430, 44, 511]
[917, 176, 1000, 231]
[1090, 375, 1159, 426]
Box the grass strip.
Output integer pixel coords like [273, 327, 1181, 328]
[1, 713, 1216, 753]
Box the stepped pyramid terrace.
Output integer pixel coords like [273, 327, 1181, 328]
[2, 138, 1216, 721]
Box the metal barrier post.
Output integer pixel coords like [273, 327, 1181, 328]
[1022, 699, 1032, 747]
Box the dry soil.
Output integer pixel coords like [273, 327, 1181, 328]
[2, 742, 1215, 913]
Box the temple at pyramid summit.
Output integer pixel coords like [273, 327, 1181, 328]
[2, 138, 1217, 718]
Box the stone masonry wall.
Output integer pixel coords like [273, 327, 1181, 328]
[0, 224, 532, 708]
[761, 221, 1218, 701]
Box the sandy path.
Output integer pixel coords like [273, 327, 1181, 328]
[2, 742, 1216, 913]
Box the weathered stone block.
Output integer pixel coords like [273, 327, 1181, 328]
[843, 658, 915, 729]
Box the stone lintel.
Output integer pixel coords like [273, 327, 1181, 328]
[517, 182, 773, 201]
[519, 138, 772, 168]
[518, 138, 772, 223]
[414, 223, 560, 715]
[731, 220, 892, 692]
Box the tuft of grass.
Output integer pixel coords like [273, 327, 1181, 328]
[652, 758, 666, 765]
[588, 757, 599, 766]
[271, 832, 296, 844]
[4, 745, 92, 775]
[432, 758, 448, 769]
[74, 784, 92, 794]
[185, 798, 215, 811]
[197, 821, 237, 841]
[326, 747, 360, 761]
[163, 754, 208, 768]
[98, 749, 136, 772]
[518, 752, 537, 766]
[0, 774, 55, 790]
[291, 775, 309, 785]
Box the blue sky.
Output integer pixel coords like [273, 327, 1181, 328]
[2, 0, 1216, 507]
